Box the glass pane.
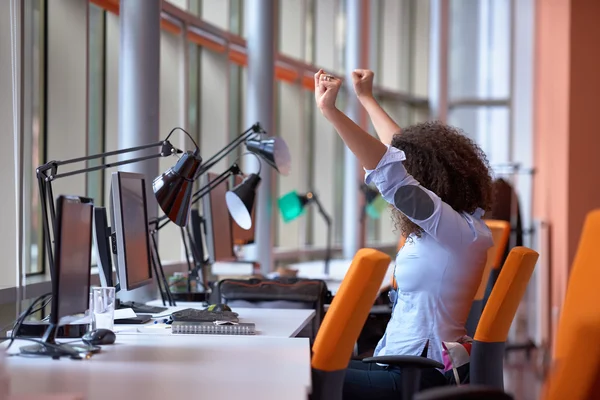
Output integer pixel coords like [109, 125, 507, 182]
[448, 0, 511, 99]
[379, 0, 413, 92]
[304, 90, 314, 246]
[87, 5, 105, 206]
[230, 0, 243, 36]
[23, 0, 45, 275]
[448, 106, 511, 166]
[334, 0, 346, 72]
[305, 0, 315, 63]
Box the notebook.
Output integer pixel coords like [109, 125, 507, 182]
[171, 321, 255, 335]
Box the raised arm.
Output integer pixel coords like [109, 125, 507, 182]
[315, 70, 387, 170]
[352, 69, 401, 145]
[315, 70, 484, 248]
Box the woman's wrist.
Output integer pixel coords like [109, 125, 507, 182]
[320, 106, 342, 120]
[359, 94, 377, 108]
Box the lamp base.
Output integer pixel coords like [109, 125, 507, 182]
[170, 291, 210, 303]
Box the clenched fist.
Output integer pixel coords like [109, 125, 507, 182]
[351, 69, 374, 99]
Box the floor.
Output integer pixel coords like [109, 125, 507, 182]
[504, 349, 544, 400]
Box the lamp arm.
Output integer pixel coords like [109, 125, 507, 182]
[37, 141, 177, 181]
[311, 194, 333, 275]
[199, 123, 263, 173]
[36, 140, 178, 277]
[191, 164, 242, 204]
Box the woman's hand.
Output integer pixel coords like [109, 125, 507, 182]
[314, 69, 342, 116]
[351, 69, 374, 100]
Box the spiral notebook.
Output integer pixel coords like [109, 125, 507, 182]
[171, 321, 255, 335]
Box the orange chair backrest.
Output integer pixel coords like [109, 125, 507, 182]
[553, 210, 600, 360]
[312, 248, 390, 371]
[543, 320, 600, 400]
[473, 220, 511, 301]
[474, 247, 539, 343]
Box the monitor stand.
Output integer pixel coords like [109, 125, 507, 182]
[19, 324, 99, 359]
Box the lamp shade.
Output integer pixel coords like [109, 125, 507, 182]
[153, 150, 202, 227]
[278, 191, 310, 223]
[225, 173, 261, 230]
[245, 137, 291, 176]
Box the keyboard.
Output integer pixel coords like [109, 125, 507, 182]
[171, 308, 239, 323]
[119, 301, 168, 315]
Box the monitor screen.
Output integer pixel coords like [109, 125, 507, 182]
[111, 171, 153, 291]
[52, 196, 94, 325]
[93, 207, 114, 288]
[203, 173, 236, 263]
[231, 174, 256, 245]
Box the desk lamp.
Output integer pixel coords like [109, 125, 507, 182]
[278, 191, 332, 275]
[362, 184, 387, 219]
[150, 158, 262, 304]
[36, 127, 202, 277]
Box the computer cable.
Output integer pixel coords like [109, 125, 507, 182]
[0, 336, 87, 360]
[7, 293, 52, 350]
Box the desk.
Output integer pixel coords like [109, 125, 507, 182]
[6, 335, 311, 400]
[133, 304, 315, 338]
[290, 259, 395, 295]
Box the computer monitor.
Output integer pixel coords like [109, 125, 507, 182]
[51, 195, 94, 325]
[202, 172, 236, 263]
[110, 171, 153, 291]
[231, 174, 256, 245]
[20, 195, 94, 357]
[93, 206, 115, 289]
[190, 208, 206, 263]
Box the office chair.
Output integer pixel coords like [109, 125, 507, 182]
[311, 248, 390, 400]
[415, 211, 600, 399]
[360, 246, 538, 399]
[466, 220, 511, 336]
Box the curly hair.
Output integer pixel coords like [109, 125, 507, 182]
[389, 121, 493, 239]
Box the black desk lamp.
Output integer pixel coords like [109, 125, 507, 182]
[36, 128, 202, 278]
[150, 158, 262, 304]
[199, 122, 291, 176]
[278, 191, 333, 275]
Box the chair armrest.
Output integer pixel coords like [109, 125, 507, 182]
[362, 355, 444, 370]
[414, 385, 514, 400]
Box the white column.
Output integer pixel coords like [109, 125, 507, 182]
[343, 0, 367, 260]
[118, 0, 161, 215]
[244, 0, 275, 274]
[118, 0, 161, 302]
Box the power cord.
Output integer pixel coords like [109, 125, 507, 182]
[6, 293, 52, 350]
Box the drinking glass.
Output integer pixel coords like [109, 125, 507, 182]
[89, 286, 116, 331]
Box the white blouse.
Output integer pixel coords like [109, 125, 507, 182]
[365, 145, 493, 365]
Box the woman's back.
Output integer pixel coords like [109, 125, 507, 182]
[377, 220, 491, 364]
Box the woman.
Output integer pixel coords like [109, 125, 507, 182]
[314, 69, 494, 399]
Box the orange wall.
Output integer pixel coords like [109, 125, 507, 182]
[534, 0, 600, 342]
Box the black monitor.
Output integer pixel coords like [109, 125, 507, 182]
[20, 195, 94, 357]
[93, 206, 116, 289]
[202, 172, 236, 263]
[110, 171, 153, 291]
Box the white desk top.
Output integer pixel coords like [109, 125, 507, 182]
[6, 335, 311, 400]
[289, 259, 395, 294]
[130, 304, 315, 338]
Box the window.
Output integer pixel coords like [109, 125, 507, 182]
[23, 0, 46, 275]
[87, 5, 106, 205]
